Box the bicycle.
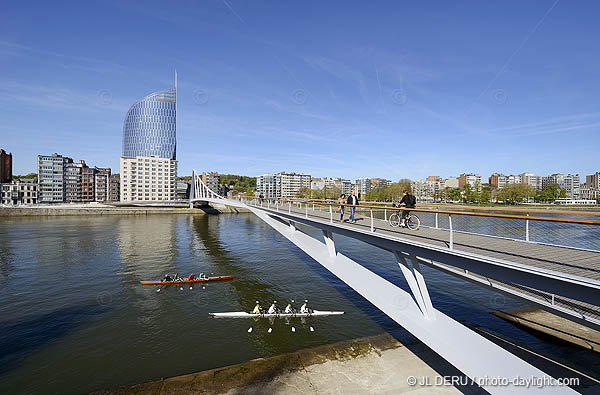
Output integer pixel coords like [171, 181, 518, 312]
[389, 208, 420, 230]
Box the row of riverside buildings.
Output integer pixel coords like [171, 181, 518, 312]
[2, 73, 182, 206]
[0, 149, 120, 205]
[411, 172, 600, 202]
[254, 173, 391, 199]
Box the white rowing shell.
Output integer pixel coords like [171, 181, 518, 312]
[209, 310, 344, 318]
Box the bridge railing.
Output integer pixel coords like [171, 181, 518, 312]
[238, 197, 600, 251]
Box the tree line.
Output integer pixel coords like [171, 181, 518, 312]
[362, 180, 569, 204]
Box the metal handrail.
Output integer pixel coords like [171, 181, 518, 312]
[247, 197, 600, 226]
[302, 199, 600, 217]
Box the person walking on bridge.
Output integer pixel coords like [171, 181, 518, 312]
[347, 191, 359, 223]
[338, 193, 346, 222]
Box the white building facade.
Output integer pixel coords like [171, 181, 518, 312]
[120, 156, 177, 202]
[1, 179, 38, 205]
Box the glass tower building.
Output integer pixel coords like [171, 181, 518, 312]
[122, 78, 177, 160]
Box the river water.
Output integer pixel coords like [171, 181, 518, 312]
[0, 213, 598, 394]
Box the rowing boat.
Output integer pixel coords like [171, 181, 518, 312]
[209, 310, 344, 318]
[140, 275, 234, 286]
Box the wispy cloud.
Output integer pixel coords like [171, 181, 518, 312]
[482, 112, 600, 137]
[0, 40, 128, 75]
[0, 79, 131, 113]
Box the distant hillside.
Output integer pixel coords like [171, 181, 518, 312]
[220, 174, 256, 193]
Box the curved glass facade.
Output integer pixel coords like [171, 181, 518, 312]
[122, 88, 176, 159]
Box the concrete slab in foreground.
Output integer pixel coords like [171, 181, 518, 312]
[93, 334, 460, 394]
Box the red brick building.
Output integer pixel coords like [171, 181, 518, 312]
[0, 149, 12, 183]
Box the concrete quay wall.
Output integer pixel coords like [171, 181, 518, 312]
[0, 207, 206, 217]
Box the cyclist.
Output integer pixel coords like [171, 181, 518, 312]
[396, 191, 416, 227]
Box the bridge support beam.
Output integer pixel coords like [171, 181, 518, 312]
[394, 251, 434, 320]
[322, 230, 336, 258]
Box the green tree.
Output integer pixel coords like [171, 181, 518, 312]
[13, 173, 37, 179]
[495, 184, 535, 204]
[296, 187, 311, 198]
[479, 186, 492, 203]
[447, 188, 462, 202]
[220, 174, 257, 193]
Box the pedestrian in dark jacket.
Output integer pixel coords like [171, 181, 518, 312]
[398, 190, 416, 227]
[347, 191, 359, 223]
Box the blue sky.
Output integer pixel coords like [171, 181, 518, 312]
[2, 0, 599, 181]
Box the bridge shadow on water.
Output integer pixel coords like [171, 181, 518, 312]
[0, 304, 108, 376]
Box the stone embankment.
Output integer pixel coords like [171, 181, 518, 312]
[0, 204, 251, 216]
[0, 207, 205, 217]
[93, 333, 459, 395]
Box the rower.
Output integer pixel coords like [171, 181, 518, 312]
[284, 300, 295, 314]
[300, 300, 310, 314]
[252, 301, 262, 314]
[188, 273, 195, 281]
[163, 274, 172, 282]
[267, 301, 278, 314]
[174, 272, 180, 281]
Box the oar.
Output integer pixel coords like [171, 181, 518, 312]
[247, 327, 253, 333]
[310, 326, 315, 332]
[268, 327, 272, 333]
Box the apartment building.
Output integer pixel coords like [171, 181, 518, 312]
[95, 168, 111, 202]
[370, 178, 392, 188]
[120, 156, 178, 202]
[1, 178, 37, 205]
[458, 173, 482, 189]
[542, 174, 580, 199]
[65, 160, 85, 202]
[256, 173, 282, 199]
[280, 172, 311, 198]
[520, 173, 542, 190]
[444, 177, 459, 189]
[255, 172, 311, 199]
[355, 178, 371, 198]
[37, 153, 73, 203]
[580, 186, 599, 201]
[488, 173, 506, 189]
[109, 175, 120, 202]
[201, 172, 220, 193]
[311, 177, 352, 195]
[586, 172, 600, 190]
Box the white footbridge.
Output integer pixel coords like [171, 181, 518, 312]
[190, 170, 600, 394]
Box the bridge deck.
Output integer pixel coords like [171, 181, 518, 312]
[252, 203, 600, 322]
